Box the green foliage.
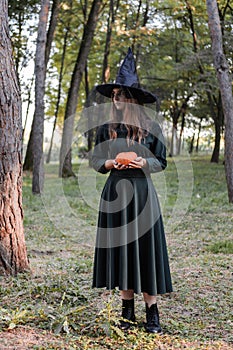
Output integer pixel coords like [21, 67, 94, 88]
[8, 0, 39, 17]
[8, 0, 40, 74]
[8, 0, 233, 156]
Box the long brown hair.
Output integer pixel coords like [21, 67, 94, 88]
[109, 89, 151, 144]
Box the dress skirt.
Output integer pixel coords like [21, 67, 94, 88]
[92, 168, 173, 295]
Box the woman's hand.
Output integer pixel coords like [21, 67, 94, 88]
[129, 157, 147, 169]
[105, 157, 147, 170]
[113, 162, 129, 170]
[104, 159, 116, 170]
[104, 159, 129, 170]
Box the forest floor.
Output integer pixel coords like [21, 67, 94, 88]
[0, 155, 233, 349]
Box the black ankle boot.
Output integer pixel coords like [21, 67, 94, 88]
[144, 303, 162, 333]
[119, 299, 136, 330]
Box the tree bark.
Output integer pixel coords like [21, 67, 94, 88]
[22, 76, 34, 143]
[32, 0, 50, 194]
[210, 116, 221, 162]
[195, 118, 203, 153]
[24, 0, 58, 173]
[132, 0, 142, 56]
[134, 0, 149, 64]
[0, 0, 29, 275]
[101, 0, 115, 84]
[45, 0, 60, 68]
[170, 126, 178, 156]
[189, 134, 195, 154]
[186, 0, 223, 163]
[206, 0, 233, 202]
[178, 109, 186, 155]
[169, 91, 190, 157]
[23, 123, 34, 171]
[46, 27, 69, 164]
[211, 91, 224, 163]
[59, 0, 103, 177]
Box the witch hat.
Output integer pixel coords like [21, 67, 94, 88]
[96, 48, 156, 104]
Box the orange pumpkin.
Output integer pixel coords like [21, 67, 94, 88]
[115, 152, 137, 165]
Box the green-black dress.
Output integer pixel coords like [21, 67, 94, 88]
[92, 122, 173, 295]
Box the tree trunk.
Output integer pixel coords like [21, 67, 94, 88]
[32, 0, 50, 194]
[59, 0, 103, 177]
[24, 0, 58, 172]
[189, 134, 195, 154]
[178, 110, 185, 155]
[46, 27, 68, 164]
[23, 123, 34, 171]
[84, 64, 92, 167]
[45, 0, 60, 68]
[170, 124, 178, 156]
[132, 0, 142, 55]
[22, 76, 34, 143]
[169, 88, 179, 157]
[14, 6, 23, 76]
[101, 0, 115, 83]
[186, 1, 223, 163]
[207, 0, 233, 202]
[0, 0, 29, 275]
[170, 93, 190, 157]
[210, 117, 221, 162]
[211, 92, 224, 162]
[195, 118, 202, 153]
[134, 0, 149, 66]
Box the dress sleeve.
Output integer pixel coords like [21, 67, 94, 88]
[92, 124, 110, 174]
[146, 123, 167, 173]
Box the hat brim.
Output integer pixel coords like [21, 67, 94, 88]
[96, 84, 157, 104]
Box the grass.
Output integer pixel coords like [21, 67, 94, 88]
[207, 240, 233, 254]
[0, 155, 233, 349]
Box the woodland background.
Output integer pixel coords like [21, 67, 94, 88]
[9, 0, 233, 170]
[0, 0, 233, 349]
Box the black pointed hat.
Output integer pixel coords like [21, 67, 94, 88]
[96, 48, 156, 104]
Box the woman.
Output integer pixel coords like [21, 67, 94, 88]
[92, 48, 172, 333]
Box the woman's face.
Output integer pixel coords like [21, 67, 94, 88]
[111, 88, 127, 110]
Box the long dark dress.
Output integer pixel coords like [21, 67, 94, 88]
[92, 122, 173, 295]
